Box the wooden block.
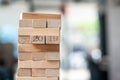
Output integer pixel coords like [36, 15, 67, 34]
[32, 69, 45, 77]
[32, 52, 46, 61]
[16, 77, 58, 80]
[19, 44, 59, 52]
[19, 19, 32, 27]
[46, 36, 59, 44]
[16, 77, 32, 80]
[33, 19, 46, 28]
[22, 13, 61, 19]
[17, 68, 31, 76]
[46, 52, 60, 60]
[47, 19, 61, 27]
[18, 28, 60, 36]
[19, 36, 31, 44]
[18, 60, 32, 68]
[45, 69, 59, 77]
[32, 61, 59, 68]
[18, 53, 32, 61]
[18, 61, 59, 68]
[30, 36, 45, 44]
[32, 77, 58, 80]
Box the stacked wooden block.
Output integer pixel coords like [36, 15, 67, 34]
[16, 13, 61, 80]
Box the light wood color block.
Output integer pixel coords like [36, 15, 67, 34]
[32, 69, 45, 77]
[16, 77, 32, 80]
[17, 68, 31, 76]
[33, 19, 46, 28]
[18, 28, 60, 36]
[19, 53, 32, 61]
[30, 36, 45, 44]
[45, 69, 59, 77]
[46, 52, 60, 60]
[46, 36, 59, 44]
[33, 77, 58, 80]
[19, 36, 31, 44]
[32, 61, 59, 68]
[19, 19, 32, 27]
[47, 19, 61, 27]
[19, 44, 59, 52]
[18, 61, 59, 68]
[22, 13, 61, 19]
[16, 77, 58, 80]
[32, 52, 46, 61]
[18, 60, 32, 68]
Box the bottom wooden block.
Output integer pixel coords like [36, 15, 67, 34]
[16, 77, 32, 80]
[16, 77, 58, 80]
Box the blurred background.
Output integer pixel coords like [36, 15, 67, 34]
[0, 0, 120, 80]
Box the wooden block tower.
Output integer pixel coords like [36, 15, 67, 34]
[16, 13, 61, 80]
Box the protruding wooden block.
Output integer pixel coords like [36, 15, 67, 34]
[30, 36, 45, 44]
[32, 52, 46, 61]
[19, 53, 32, 61]
[19, 36, 31, 44]
[46, 52, 60, 60]
[45, 69, 59, 77]
[32, 69, 45, 77]
[19, 19, 32, 27]
[47, 19, 60, 27]
[18, 28, 60, 36]
[33, 19, 46, 28]
[22, 13, 61, 19]
[17, 68, 31, 76]
[46, 36, 59, 44]
[18, 61, 59, 68]
[32, 61, 59, 68]
[18, 60, 32, 68]
[19, 44, 59, 52]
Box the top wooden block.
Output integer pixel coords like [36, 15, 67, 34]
[22, 13, 61, 19]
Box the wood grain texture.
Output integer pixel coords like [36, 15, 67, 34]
[32, 52, 46, 61]
[19, 19, 32, 27]
[32, 77, 58, 80]
[47, 19, 61, 28]
[18, 28, 60, 36]
[16, 77, 32, 80]
[46, 52, 60, 60]
[22, 13, 61, 19]
[18, 53, 32, 61]
[32, 69, 45, 77]
[16, 77, 58, 80]
[33, 19, 46, 28]
[18, 36, 31, 44]
[45, 69, 59, 77]
[18, 61, 59, 68]
[18, 44, 59, 52]
[46, 36, 60, 44]
[30, 36, 45, 44]
[17, 68, 31, 76]
[32, 61, 59, 68]
[18, 60, 32, 68]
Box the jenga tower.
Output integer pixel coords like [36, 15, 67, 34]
[16, 13, 61, 80]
